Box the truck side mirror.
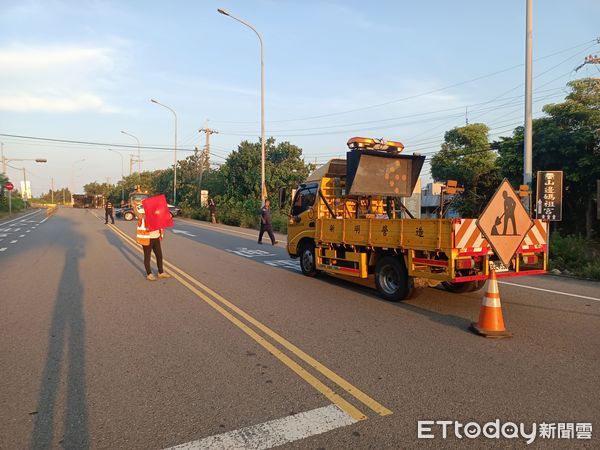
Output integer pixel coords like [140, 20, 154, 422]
[278, 187, 287, 209]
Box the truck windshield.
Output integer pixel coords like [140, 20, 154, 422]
[292, 184, 318, 216]
[130, 193, 149, 203]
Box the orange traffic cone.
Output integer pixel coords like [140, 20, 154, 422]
[470, 270, 513, 338]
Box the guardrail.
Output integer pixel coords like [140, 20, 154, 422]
[29, 203, 58, 216]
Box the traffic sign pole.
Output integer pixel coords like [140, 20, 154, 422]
[4, 181, 14, 217]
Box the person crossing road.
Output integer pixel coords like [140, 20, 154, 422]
[105, 200, 115, 224]
[258, 199, 278, 245]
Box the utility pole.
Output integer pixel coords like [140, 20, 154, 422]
[523, 0, 533, 195]
[22, 167, 27, 208]
[199, 127, 218, 173]
[198, 128, 218, 205]
[129, 154, 143, 177]
[575, 53, 600, 72]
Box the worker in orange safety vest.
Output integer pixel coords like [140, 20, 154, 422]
[132, 200, 171, 281]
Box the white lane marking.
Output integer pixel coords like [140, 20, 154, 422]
[182, 219, 288, 245]
[13, 227, 21, 232]
[10, 240, 17, 244]
[0, 248, 6, 252]
[166, 405, 357, 450]
[0, 210, 41, 226]
[264, 259, 302, 272]
[172, 229, 196, 237]
[498, 281, 600, 303]
[26, 230, 31, 233]
[0, 233, 6, 237]
[226, 248, 276, 258]
[19, 235, 25, 237]
[40, 217, 48, 224]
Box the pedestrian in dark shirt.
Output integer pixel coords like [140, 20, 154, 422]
[208, 198, 217, 224]
[105, 200, 114, 224]
[258, 199, 278, 245]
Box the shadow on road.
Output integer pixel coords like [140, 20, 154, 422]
[101, 228, 145, 276]
[312, 274, 475, 333]
[30, 219, 89, 449]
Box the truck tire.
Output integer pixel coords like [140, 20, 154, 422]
[124, 211, 135, 221]
[299, 242, 319, 277]
[375, 256, 413, 301]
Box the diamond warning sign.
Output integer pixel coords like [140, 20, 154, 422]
[477, 179, 533, 266]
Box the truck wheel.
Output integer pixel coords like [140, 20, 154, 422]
[124, 211, 135, 221]
[299, 242, 319, 277]
[375, 256, 413, 302]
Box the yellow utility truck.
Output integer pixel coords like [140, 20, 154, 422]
[281, 137, 547, 301]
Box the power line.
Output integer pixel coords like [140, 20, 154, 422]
[0, 133, 198, 153]
[210, 39, 596, 125]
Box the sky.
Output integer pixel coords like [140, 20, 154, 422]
[0, 0, 598, 196]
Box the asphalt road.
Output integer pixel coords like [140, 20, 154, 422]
[1, 207, 598, 449]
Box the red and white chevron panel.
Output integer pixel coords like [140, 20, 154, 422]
[453, 219, 489, 253]
[454, 218, 548, 254]
[521, 219, 547, 250]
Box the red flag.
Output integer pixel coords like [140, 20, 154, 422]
[141, 194, 174, 231]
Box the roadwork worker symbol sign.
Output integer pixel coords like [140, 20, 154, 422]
[477, 179, 533, 266]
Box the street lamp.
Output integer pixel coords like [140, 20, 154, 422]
[217, 7, 266, 205]
[150, 98, 178, 204]
[1, 155, 47, 209]
[5, 163, 31, 210]
[120, 130, 141, 174]
[1, 152, 47, 175]
[107, 149, 125, 204]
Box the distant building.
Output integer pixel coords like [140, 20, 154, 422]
[422, 181, 444, 196]
[402, 178, 421, 218]
[420, 182, 460, 218]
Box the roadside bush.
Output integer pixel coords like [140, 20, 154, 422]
[549, 232, 600, 280]
[186, 207, 211, 222]
[271, 211, 288, 233]
[0, 196, 26, 214]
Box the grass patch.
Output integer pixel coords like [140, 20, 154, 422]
[549, 232, 600, 280]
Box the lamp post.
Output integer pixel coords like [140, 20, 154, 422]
[523, 0, 533, 210]
[1, 154, 47, 175]
[2, 156, 47, 208]
[217, 7, 266, 205]
[120, 130, 141, 174]
[150, 98, 178, 204]
[107, 149, 125, 204]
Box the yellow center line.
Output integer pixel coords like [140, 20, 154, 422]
[104, 217, 392, 418]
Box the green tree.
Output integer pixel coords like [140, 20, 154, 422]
[0, 173, 9, 209]
[39, 187, 72, 204]
[430, 123, 500, 216]
[495, 78, 600, 237]
[221, 137, 312, 204]
[83, 181, 114, 196]
[543, 78, 599, 238]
